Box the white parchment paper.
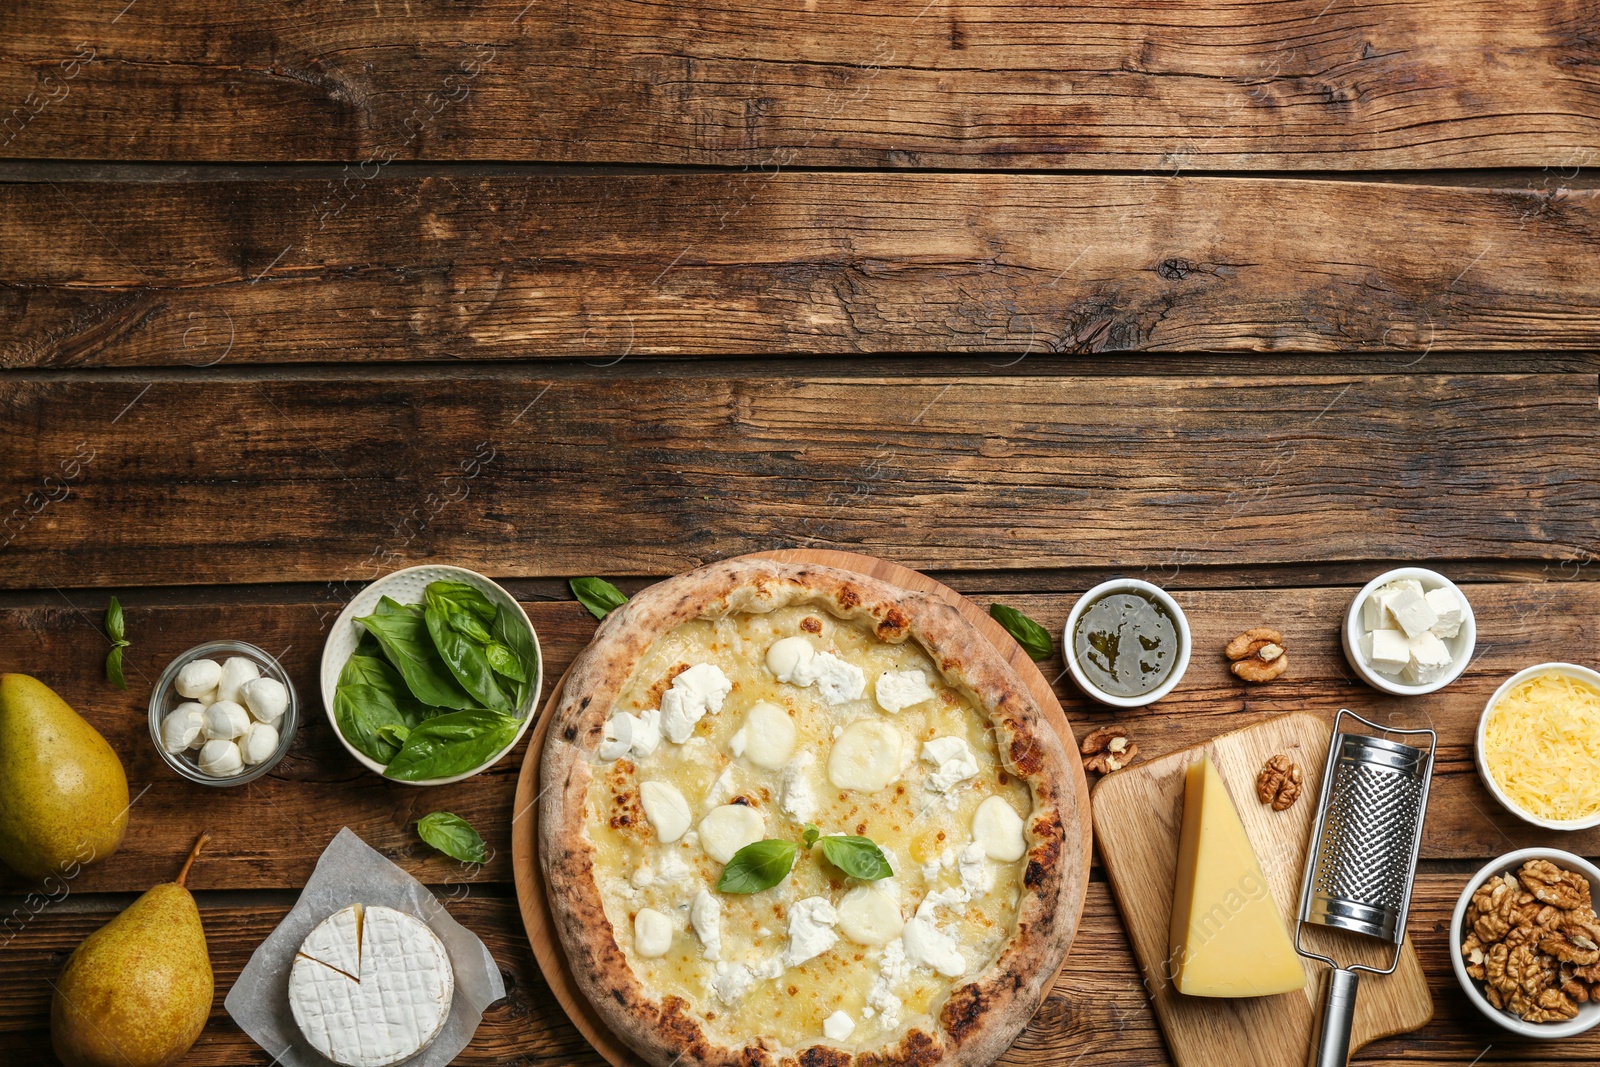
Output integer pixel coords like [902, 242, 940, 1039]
[224, 827, 506, 1066]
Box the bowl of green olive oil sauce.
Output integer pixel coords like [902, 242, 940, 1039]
[1064, 579, 1191, 707]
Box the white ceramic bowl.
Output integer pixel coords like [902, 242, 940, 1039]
[320, 564, 542, 785]
[1450, 848, 1600, 1039]
[1476, 662, 1600, 830]
[1342, 566, 1476, 696]
[1062, 578, 1191, 708]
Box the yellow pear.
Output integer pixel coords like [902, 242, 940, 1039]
[0, 673, 129, 879]
[52, 834, 214, 1067]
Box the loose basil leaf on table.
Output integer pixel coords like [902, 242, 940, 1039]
[570, 577, 628, 621]
[988, 603, 1054, 661]
[717, 839, 800, 894]
[104, 595, 130, 690]
[816, 835, 894, 880]
[332, 654, 432, 764]
[424, 581, 498, 623]
[490, 603, 538, 714]
[424, 605, 510, 712]
[417, 811, 488, 864]
[384, 708, 521, 781]
[356, 598, 477, 710]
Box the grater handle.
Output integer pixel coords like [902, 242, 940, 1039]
[1307, 967, 1360, 1067]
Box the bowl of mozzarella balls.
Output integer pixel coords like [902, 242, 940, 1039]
[147, 640, 297, 785]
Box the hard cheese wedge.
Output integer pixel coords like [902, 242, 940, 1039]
[1168, 755, 1305, 997]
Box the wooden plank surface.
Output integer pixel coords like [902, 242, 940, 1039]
[2, 372, 1595, 586]
[2, 581, 1595, 896]
[5, 176, 1600, 365]
[0, 880, 1588, 1063]
[2, 1, 1597, 169]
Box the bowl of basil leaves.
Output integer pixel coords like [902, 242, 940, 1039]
[320, 565, 541, 785]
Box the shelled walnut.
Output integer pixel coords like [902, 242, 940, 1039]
[1080, 726, 1138, 774]
[1256, 755, 1303, 810]
[1463, 859, 1600, 1023]
[1225, 627, 1289, 683]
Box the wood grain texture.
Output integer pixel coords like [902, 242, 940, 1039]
[2, 0, 1597, 168]
[1094, 713, 1431, 1067]
[511, 550, 1092, 1067]
[5, 176, 1600, 365]
[1, 373, 1596, 586]
[1, 581, 1596, 896]
[0, 880, 1590, 1064]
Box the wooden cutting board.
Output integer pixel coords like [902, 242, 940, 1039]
[1092, 713, 1433, 1067]
[510, 550, 1093, 1067]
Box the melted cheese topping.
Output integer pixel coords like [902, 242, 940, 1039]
[585, 606, 1032, 1051]
[1483, 669, 1600, 822]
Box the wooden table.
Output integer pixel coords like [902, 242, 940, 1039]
[2, 1, 1598, 1063]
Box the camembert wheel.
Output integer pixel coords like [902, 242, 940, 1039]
[540, 560, 1077, 1067]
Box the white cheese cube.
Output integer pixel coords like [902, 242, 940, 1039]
[782, 896, 839, 967]
[1384, 586, 1439, 638]
[823, 1011, 856, 1041]
[1361, 629, 1411, 675]
[1425, 586, 1464, 639]
[1405, 631, 1453, 685]
[1360, 591, 1392, 631]
[875, 669, 936, 713]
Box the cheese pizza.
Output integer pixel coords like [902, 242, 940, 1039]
[540, 559, 1077, 1067]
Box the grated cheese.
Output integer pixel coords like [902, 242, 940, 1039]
[1483, 670, 1600, 822]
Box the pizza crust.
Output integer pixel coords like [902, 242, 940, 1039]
[540, 558, 1077, 1067]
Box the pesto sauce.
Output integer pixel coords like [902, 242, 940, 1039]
[1073, 590, 1179, 697]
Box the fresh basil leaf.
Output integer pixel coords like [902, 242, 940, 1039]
[333, 653, 431, 763]
[444, 608, 494, 645]
[424, 580, 497, 623]
[105, 644, 128, 690]
[716, 839, 799, 894]
[988, 603, 1054, 661]
[425, 604, 510, 711]
[374, 596, 422, 617]
[377, 723, 411, 746]
[356, 599, 477, 710]
[483, 640, 527, 684]
[817, 835, 894, 880]
[802, 824, 821, 849]
[491, 605, 538, 715]
[105, 596, 125, 642]
[417, 811, 488, 864]
[384, 708, 521, 781]
[570, 577, 628, 620]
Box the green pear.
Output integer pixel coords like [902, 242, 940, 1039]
[52, 833, 214, 1067]
[0, 673, 129, 879]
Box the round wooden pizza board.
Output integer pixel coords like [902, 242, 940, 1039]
[510, 550, 1093, 1067]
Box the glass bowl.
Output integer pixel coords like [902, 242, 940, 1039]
[147, 639, 298, 787]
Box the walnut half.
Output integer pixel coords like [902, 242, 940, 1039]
[1080, 726, 1139, 774]
[1225, 627, 1289, 683]
[1256, 755, 1303, 811]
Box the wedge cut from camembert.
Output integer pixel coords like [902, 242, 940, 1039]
[1167, 755, 1305, 997]
[288, 903, 455, 1067]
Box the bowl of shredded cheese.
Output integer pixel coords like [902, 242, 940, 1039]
[1477, 663, 1600, 830]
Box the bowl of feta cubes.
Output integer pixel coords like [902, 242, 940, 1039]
[1343, 567, 1475, 696]
[148, 640, 298, 786]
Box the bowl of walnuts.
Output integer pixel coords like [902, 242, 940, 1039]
[1451, 848, 1600, 1038]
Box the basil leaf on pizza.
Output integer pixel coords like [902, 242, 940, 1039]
[715, 839, 798, 894]
[801, 823, 821, 848]
[816, 834, 893, 880]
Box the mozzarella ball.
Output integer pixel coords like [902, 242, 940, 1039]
[198, 738, 244, 777]
[639, 781, 693, 843]
[972, 796, 1027, 862]
[240, 721, 280, 765]
[175, 659, 223, 699]
[240, 676, 289, 724]
[698, 804, 766, 864]
[160, 704, 205, 753]
[202, 700, 251, 741]
[215, 656, 261, 704]
[634, 908, 672, 958]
